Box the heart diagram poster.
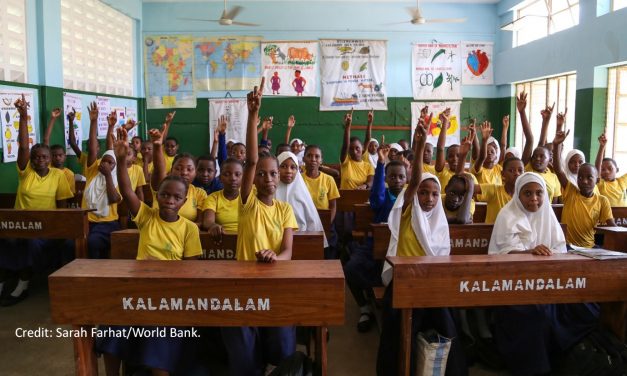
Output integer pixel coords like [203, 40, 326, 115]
[412, 43, 462, 100]
[63, 93, 83, 156]
[1, 90, 36, 163]
[462, 41, 493, 85]
[320, 39, 387, 111]
[410, 101, 461, 147]
[261, 41, 318, 97]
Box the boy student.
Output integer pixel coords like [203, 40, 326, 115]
[339, 109, 375, 190]
[43, 107, 75, 193]
[596, 130, 627, 207]
[435, 108, 477, 191]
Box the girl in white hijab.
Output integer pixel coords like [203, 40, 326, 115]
[84, 150, 118, 217]
[277, 152, 327, 247]
[365, 138, 379, 168]
[504, 146, 521, 160]
[489, 172, 566, 255]
[564, 149, 585, 187]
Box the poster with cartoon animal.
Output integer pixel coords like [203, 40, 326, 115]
[261, 41, 318, 97]
[412, 43, 462, 100]
[319, 39, 387, 111]
[63, 93, 83, 156]
[410, 101, 461, 147]
[1, 90, 36, 163]
[462, 42, 493, 85]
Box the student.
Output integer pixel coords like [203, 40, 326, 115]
[388, 143, 404, 162]
[564, 149, 586, 187]
[339, 109, 375, 190]
[203, 158, 242, 239]
[488, 172, 598, 376]
[193, 155, 222, 195]
[230, 142, 246, 162]
[222, 79, 298, 376]
[443, 174, 474, 225]
[275, 143, 290, 156]
[43, 108, 76, 194]
[284, 115, 305, 164]
[361, 109, 378, 168]
[552, 127, 615, 247]
[302, 145, 340, 223]
[473, 121, 502, 185]
[596, 131, 627, 206]
[99, 128, 202, 376]
[131, 136, 143, 166]
[0, 95, 73, 306]
[140, 140, 154, 182]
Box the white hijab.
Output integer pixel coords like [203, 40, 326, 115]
[367, 138, 379, 168]
[84, 150, 118, 218]
[487, 136, 501, 162]
[564, 149, 585, 188]
[290, 138, 305, 165]
[276, 152, 328, 247]
[504, 147, 521, 159]
[488, 172, 566, 255]
[381, 173, 450, 286]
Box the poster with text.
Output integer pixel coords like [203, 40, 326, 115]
[320, 39, 387, 111]
[63, 93, 83, 156]
[1, 91, 35, 163]
[410, 101, 461, 147]
[124, 107, 138, 139]
[96, 96, 111, 138]
[261, 41, 318, 97]
[412, 43, 462, 100]
[208, 98, 248, 147]
[462, 41, 493, 85]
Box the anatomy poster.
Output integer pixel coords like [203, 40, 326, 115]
[410, 101, 461, 147]
[319, 39, 387, 111]
[462, 41, 493, 85]
[63, 93, 83, 156]
[208, 98, 248, 146]
[261, 41, 318, 97]
[412, 43, 462, 100]
[1, 90, 36, 163]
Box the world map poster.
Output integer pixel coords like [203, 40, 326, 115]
[144, 35, 196, 109]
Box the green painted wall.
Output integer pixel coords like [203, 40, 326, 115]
[574, 88, 607, 163]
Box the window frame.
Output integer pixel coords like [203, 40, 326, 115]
[515, 0, 580, 47]
[0, 0, 28, 83]
[606, 65, 627, 169]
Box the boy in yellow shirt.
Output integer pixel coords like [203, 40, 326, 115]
[596, 131, 627, 207]
[339, 109, 375, 189]
[42, 107, 76, 194]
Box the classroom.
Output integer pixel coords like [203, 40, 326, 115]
[1, 0, 627, 375]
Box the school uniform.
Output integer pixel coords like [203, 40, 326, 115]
[127, 164, 147, 192]
[61, 167, 76, 194]
[340, 155, 374, 189]
[437, 168, 479, 194]
[477, 184, 512, 224]
[205, 189, 239, 232]
[423, 163, 436, 174]
[302, 171, 340, 210]
[562, 181, 613, 247]
[164, 153, 175, 173]
[473, 163, 503, 185]
[597, 174, 627, 207]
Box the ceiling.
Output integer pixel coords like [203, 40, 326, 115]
[143, 0, 500, 3]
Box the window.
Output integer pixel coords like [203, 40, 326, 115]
[61, 0, 134, 96]
[514, 74, 576, 153]
[515, 0, 580, 47]
[0, 0, 27, 82]
[614, 0, 627, 11]
[606, 66, 627, 170]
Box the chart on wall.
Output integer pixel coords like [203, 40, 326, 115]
[462, 42, 493, 85]
[96, 96, 111, 138]
[208, 98, 248, 147]
[412, 43, 462, 100]
[320, 39, 387, 111]
[63, 93, 83, 156]
[1, 90, 35, 163]
[111, 107, 138, 139]
[144, 35, 196, 109]
[194, 36, 262, 91]
[261, 41, 318, 97]
[410, 101, 461, 147]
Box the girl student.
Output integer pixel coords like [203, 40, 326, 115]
[150, 112, 208, 228]
[284, 114, 305, 165]
[472, 119, 502, 185]
[221, 78, 299, 376]
[377, 121, 467, 376]
[442, 134, 476, 225]
[302, 144, 340, 224]
[203, 157, 243, 239]
[0, 95, 73, 307]
[339, 108, 375, 190]
[43, 107, 75, 194]
[552, 126, 616, 248]
[488, 172, 599, 376]
[98, 128, 202, 376]
[361, 109, 379, 168]
[596, 130, 627, 206]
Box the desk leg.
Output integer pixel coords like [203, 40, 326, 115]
[600, 302, 627, 341]
[315, 327, 328, 376]
[75, 238, 88, 259]
[399, 309, 412, 376]
[73, 325, 97, 376]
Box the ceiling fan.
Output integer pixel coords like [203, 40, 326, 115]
[178, 0, 260, 27]
[390, 0, 467, 25]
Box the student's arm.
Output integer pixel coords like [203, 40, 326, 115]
[260, 117, 272, 146]
[276, 228, 294, 261]
[217, 117, 227, 165]
[363, 109, 374, 153]
[499, 115, 509, 163]
[517, 92, 533, 164]
[204, 210, 223, 240]
[210, 127, 220, 159]
[538, 103, 554, 147]
[319, 165, 340, 178]
[473, 121, 493, 173]
[340, 109, 353, 163]
[552, 126, 571, 189]
[43, 108, 61, 146]
[456, 174, 474, 224]
[160, 111, 175, 142]
[100, 149, 122, 205]
[135, 186, 144, 203]
[15, 94, 30, 171]
[434, 110, 448, 173]
[114, 129, 140, 216]
[241, 79, 264, 205]
[284, 115, 295, 144]
[105, 111, 116, 151]
[509, 245, 553, 256]
[370, 146, 389, 210]
[141, 146, 152, 183]
[595, 130, 607, 174]
[67, 109, 82, 159]
[86, 102, 99, 167]
[468, 119, 480, 162]
[404, 119, 428, 211]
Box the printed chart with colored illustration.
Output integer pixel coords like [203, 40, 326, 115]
[261, 41, 318, 97]
[462, 41, 493, 85]
[412, 43, 462, 101]
[1, 90, 36, 163]
[410, 101, 461, 147]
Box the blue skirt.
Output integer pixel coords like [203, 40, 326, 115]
[0, 238, 72, 272]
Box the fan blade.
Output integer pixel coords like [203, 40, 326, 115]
[178, 18, 220, 22]
[426, 18, 466, 23]
[405, 7, 421, 19]
[231, 20, 260, 27]
[224, 5, 243, 20]
[383, 20, 412, 25]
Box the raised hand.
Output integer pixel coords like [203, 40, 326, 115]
[67, 107, 76, 125]
[14, 94, 29, 117]
[556, 108, 568, 130]
[598, 129, 607, 148]
[88, 101, 98, 122]
[502, 115, 510, 130]
[381, 134, 385, 145]
[344, 108, 353, 128]
[367, 109, 374, 125]
[287, 114, 295, 129]
[377, 144, 390, 162]
[540, 103, 555, 122]
[262, 116, 273, 130]
[247, 77, 265, 113]
[164, 111, 176, 125]
[480, 121, 493, 141]
[218, 115, 228, 134]
[107, 111, 117, 128]
[414, 120, 427, 147]
[553, 129, 570, 145]
[516, 91, 528, 112]
[123, 119, 138, 131]
[439, 108, 451, 129]
[148, 128, 164, 145]
[459, 134, 473, 157]
[113, 128, 129, 161]
[50, 108, 62, 119]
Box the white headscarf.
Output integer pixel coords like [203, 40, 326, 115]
[504, 147, 522, 159]
[488, 172, 566, 255]
[367, 138, 379, 168]
[289, 138, 305, 165]
[381, 173, 450, 286]
[487, 136, 501, 162]
[389, 143, 404, 152]
[564, 149, 585, 188]
[276, 152, 328, 247]
[84, 150, 118, 218]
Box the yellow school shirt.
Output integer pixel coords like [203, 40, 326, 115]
[340, 156, 374, 189]
[164, 153, 175, 172]
[302, 172, 340, 210]
[82, 159, 119, 223]
[423, 164, 436, 174]
[236, 194, 298, 261]
[127, 164, 147, 192]
[152, 184, 208, 222]
[437, 168, 479, 193]
[62, 167, 76, 194]
[206, 190, 239, 233]
[135, 153, 143, 167]
[133, 202, 202, 260]
[397, 204, 426, 257]
[15, 162, 73, 210]
[477, 184, 512, 224]
[562, 182, 613, 248]
[597, 175, 627, 207]
[473, 164, 502, 185]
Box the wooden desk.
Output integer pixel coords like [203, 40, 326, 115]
[595, 226, 627, 252]
[337, 189, 370, 212]
[0, 209, 92, 258]
[387, 254, 627, 376]
[110, 230, 325, 260]
[353, 203, 374, 237]
[552, 204, 563, 221]
[317, 209, 332, 235]
[612, 207, 627, 227]
[49, 259, 345, 376]
[473, 202, 487, 223]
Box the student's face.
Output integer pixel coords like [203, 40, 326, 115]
[220, 162, 243, 193]
[417, 179, 440, 212]
[386, 165, 407, 196]
[446, 146, 460, 171]
[279, 158, 298, 184]
[290, 142, 303, 155]
[486, 144, 498, 164]
[568, 154, 584, 175]
[231, 145, 246, 162]
[131, 138, 142, 152]
[51, 149, 66, 168]
[531, 147, 549, 172]
[502, 160, 524, 186]
[399, 140, 409, 151]
[518, 182, 544, 212]
[423, 144, 433, 164]
[349, 140, 363, 161]
[600, 160, 617, 181]
[164, 140, 178, 157]
[171, 157, 196, 185]
[368, 142, 378, 154]
[544, 144, 554, 164]
[100, 155, 116, 170]
[304, 147, 322, 171]
[226, 141, 234, 154]
[31, 148, 51, 173]
[389, 149, 400, 161]
[255, 157, 279, 196]
[444, 180, 466, 211]
[125, 149, 135, 168]
[577, 165, 598, 196]
[141, 142, 153, 157]
[504, 152, 515, 160]
[157, 180, 187, 214]
[196, 160, 216, 185]
[276, 146, 290, 156]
